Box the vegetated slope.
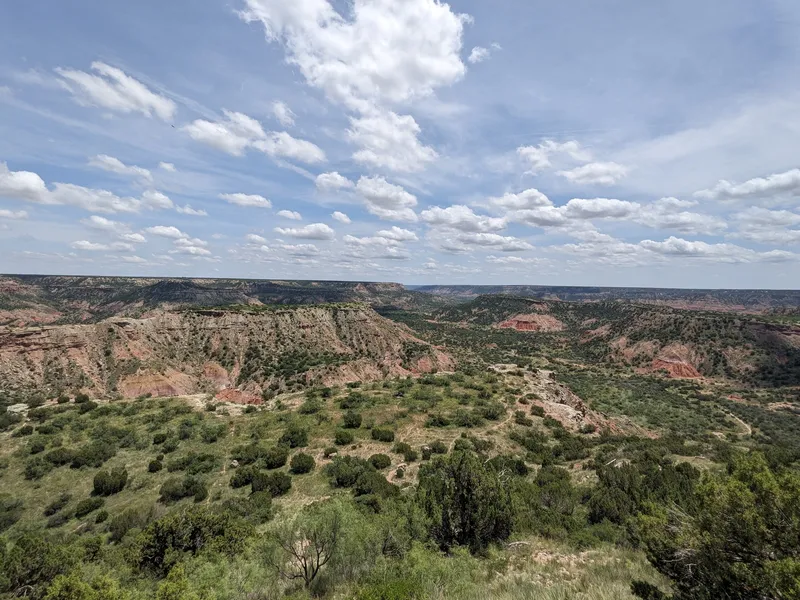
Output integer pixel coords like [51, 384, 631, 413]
[414, 284, 800, 312]
[435, 295, 800, 385]
[0, 304, 453, 400]
[0, 275, 447, 326]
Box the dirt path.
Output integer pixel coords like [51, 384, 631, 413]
[727, 412, 752, 436]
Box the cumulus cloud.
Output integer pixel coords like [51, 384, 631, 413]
[88, 155, 152, 182]
[184, 110, 324, 163]
[158, 162, 176, 172]
[55, 62, 176, 120]
[489, 188, 551, 210]
[331, 211, 351, 223]
[0, 209, 28, 219]
[274, 223, 335, 240]
[70, 240, 134, 252]
[376, 226, 418, 241]
[639, 236, 798, 263]
[277, 209, 302, 220]
[695, 168, 800, 202]
[316, 172, 354, 191]
[0, 163, 178, 214]
[246, 234, 268, 244]
[145, 225, 187, 239]
[219, 193, 271, 208]
[176, 204, 208, 216]
[420, 205, 506, 233]
[356, 176, 418, 222]
[468, 43, 500, 64]
[280, 244, 320, 257]
[239, 0, 468, 113]
[731, 207, 800, 245]
[343, 234, 411, 260]
[272, 100, 295, 127]
[563, 198, 639, 219]
[557, 162, 629, 185]
[348, 110, 437, 172]
[517, 140, 591, 173]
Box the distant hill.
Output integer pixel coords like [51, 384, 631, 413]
[412, 284, 800, 312]
[0, 275, 447, 326]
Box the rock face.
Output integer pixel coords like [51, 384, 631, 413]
[496, 314, 565, 332]
[0, 305, 452, 399]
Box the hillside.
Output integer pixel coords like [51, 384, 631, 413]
[432, 295, 800, 385]
[0, 275, 447, 326]
[414, 284, 800, 312]
[0, 304, 453, 401]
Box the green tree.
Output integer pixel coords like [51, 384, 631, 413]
[636, 452, 800, 600]
[416, 451, 513, 553]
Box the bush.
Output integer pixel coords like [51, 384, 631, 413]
[43, 493, 71, 517]
[425, 413, 451, 427]
[263, 445, 289, 469]
[251, 471, 291, 497]
[25, 456, 53, 480]
[159, 476, 208, 504]
[153, 432, 168, 445]
[326, 455, 374, 488]
[417, 451, 513, 553]
[70, 440, 116, 469]
[137, 506, 253, 576]
[93, 468, 128, 496]
[74, 393, 91, 404]
[44, 447, 76, 467]
[46, 513, 70, 529]
[0, 495, 24, 532]
[279, 423, 308, 448]
[343, 411, 362, 429]
[75, 497, 105, 518]
[395, 467, 405, 479]
[298, 398, 323, 415]
[430, 440, 448, 454]
[514, 410, 533, 427]
[369, 454, 391, 470]
[15, 425, 34, 437]
[323, 446, 338, 458]
[530, 405, 545, 417]
[95, 510, 109, 524]
[148, 460, 163, 473]
[166, 452, 218, 475]
[335, 429, 354, 446]
[200, 423, 226, 443]
[290, 453, 315, 474]
[371, 427, 395, 443]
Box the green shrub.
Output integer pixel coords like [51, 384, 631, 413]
[430, 440, 448, 454]
[159, 476, 208, 504]
[43, 493, 71, 517]
[44, 447, 76, 467]
[75, 497, 105, 518]
[24, 456, 53, 480]
[153, 432, 168, 445]
[45, 513, 70, 529]
[263, 445, 289, 469]
[323, 446, 338, 458]
[335, 429, 354, 445]
[95, 510, 109, 524]
[92, 468, 128, 496]
[148, 460, 163, 473]
[326, 455, 374, 488]
[298, 399, 323, 415]
[343, 411, 362, 429]
[230, 465, 257, 489]
[251, 471, 291, 497]
[290, 452, 315, 474]
[74, 393, 90, 404]
[0, 494, 24, 532]
[530, 405, 545, 417]
[200, 423, 226, 443]
[15, 425, 34, 437]
[369, 454, 391, 470]
[166, 452, 218, 475]
[371, 427, 395, 443]
[279, 423, 308, 448]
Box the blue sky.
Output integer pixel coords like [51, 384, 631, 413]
[1, 0, 800, 288]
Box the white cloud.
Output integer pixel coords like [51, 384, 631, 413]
[121, 255, 149, 264]
[272, 101, 295, 127]
[170, 245, 212, 257]
[176, 204, 208, 216]
[88, 154, 152, 182]
[55, 62, 176, 121]
[640, 236, 797, 263]
[174, 237, 208, 248]
[158, 162, 176, 172]
[517, 140, 592, 174]
[331, 211, 351, 224]
[239, 0, 469, 113]
[81, 215, 126, 233]
[253, 131, 326, 164]
[0, 209, 28, 219]
[219, 193, 272, 208]
[356, 176, 418, 222]
[280, 243, 320, 257]
[563, 198, 639, 219]
[468, 47, 490, 64]
[343, 234, 411, 260]
[70, 240, 109, 251]
[120, 233, 146, 244]
[145, 225, 188, 239]
[141, 190, 174, 210]
[420, 205, 506, 233]
[348, 110, 437, 172]
[557, 162, 629, 185]
[731, 207, 800, 245]
[316, 172, 354, 191]
[0, 162, 49, 202]
[274, 223, 335, 240]
[185, 110, 324, 163]
[457, 232, 533, 252]
[695, 168, 800, 202]
[376, 226, 418, 241]
[246, 234, 268, 244]
[512, 206, 571, 228]
[489, 188, 552, 210]
[277, 209, 302, 220]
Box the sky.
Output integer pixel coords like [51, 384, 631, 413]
[1, 1, 800, 289]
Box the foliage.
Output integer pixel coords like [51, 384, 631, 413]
[251, 471, 292, 497]
[93, 468, 128, 496]
[75, 497, 105, 518]
[290, 452, 315, 474]
[417, 451, 513, 553]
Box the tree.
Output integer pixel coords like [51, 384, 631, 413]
[290, 453, 315, 474]
[416, 451, 513, 553]
[269, 500, 342, 588]
[636, 452, 800, 600]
